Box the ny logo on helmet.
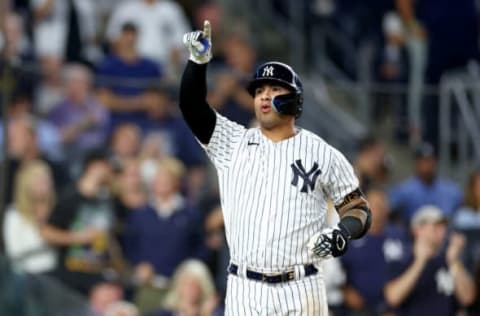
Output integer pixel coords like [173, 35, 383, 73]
[262, 65, 274, 77]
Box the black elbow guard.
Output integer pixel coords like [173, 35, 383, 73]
[340, 205, 372, 240]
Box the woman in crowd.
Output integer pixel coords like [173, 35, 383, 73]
[3, 160, 57, 273]
[155, 259, 220, 316]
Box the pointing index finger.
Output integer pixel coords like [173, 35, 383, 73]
[203, 20, 211, 39]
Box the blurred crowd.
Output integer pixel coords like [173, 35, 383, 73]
[0, 0, 480, 316]
[326, 139, 480, 316]
[309, 0, 480, 147]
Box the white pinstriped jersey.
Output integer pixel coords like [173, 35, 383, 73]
[202, 113, 359, 273]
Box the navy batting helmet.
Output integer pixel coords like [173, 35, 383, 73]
[247, 61, 304, 118]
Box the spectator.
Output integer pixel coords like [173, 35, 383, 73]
[41, 149, 118, 295]
[89, 282, 125, 316]
[104, 301, 139, 316]
[109, 123, 142, 164]
[113, 157, 147, 220]
[0, 11, 36, 98]
[208, 34, 256, 127]
[31, 0, 100, 63]
[143, 87, 205, 167]
[155, 259, 220, 316]
[96, 22, 162, 131]
[47, 63, 109, 158]
[453, 170, 480, 266]
[389, 142, 462, 223]
[0, 92, 62, 160]
[395, 0, 480, 146]
[453, 169, 480, 227]
[1, 114, 69, 205]
[141, 86, 206, 202]
[35, 55, 65, 116]
[323, 0, 393, 78]
[453, 169, 480, 315]
[122, 157, 205, 278]
[106, 0, 190, 77]
[8, 0, 33, 36]
[384, 205, 476, 315]
[375, 12, 410, 143]
[377, 12, 407, 84]
[340, 187, 406, 316]
[0, 12, 34, 64]
[353, 136, 390, 190]
[396, 0, 479, 82]
[138, 132, 169, 188]
[3, 160, 57, 274]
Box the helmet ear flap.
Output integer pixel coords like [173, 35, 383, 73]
[271, 92, 303, 118]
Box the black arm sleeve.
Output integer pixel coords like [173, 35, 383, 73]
[179, 60, 216, 144]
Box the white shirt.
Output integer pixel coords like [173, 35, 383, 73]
[3, 207, 57, 273]
[201, 113, 359, 272]
[32, 0, 97, 58]
[106, 0, 190, 65]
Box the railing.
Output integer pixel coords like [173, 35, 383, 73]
[439, 66, 480, 183]
[221, 0, 308, 71]
[219, 0, 368, 156]
[299, 76, 367, 158]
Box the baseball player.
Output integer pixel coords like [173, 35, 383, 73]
[179, 21, 372, 315]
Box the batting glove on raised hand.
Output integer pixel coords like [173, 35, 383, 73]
[183, 20, 212, 64]
[307, 223, 351, 259]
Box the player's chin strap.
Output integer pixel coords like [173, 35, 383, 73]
[339, 204, 372, 240]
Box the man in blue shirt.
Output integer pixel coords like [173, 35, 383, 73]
[96, 22, 162, 132]
[389, 143, 462, 224]
[384, 205, 475, 316]
[121, 157, 206, 278]
[142, 87, 205, 168]
[341, 187, 406, 316]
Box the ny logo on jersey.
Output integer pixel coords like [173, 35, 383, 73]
[435, 268, 454, 296]
[291, 160, 321, 193]
[262, 65, 274, 77]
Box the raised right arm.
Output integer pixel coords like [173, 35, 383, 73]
[178, 21, 216, 145]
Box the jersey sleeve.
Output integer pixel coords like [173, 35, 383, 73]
[324, 147, 360, 206]
[200, 112, 246, 170]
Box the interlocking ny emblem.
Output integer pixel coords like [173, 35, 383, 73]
[291, 160, 321, 193]
[262, 65, 274, 77]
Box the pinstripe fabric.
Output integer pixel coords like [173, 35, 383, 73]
[225, 272, 328, 315]
[202, 112, 358, 314]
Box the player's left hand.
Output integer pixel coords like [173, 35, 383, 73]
[308, 225, 349, 259]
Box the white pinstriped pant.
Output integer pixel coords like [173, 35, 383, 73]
[224, 268, 328, 316]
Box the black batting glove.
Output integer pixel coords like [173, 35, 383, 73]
[307, 222, 351, 258]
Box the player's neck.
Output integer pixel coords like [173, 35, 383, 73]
[260, 123, 297, 142]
